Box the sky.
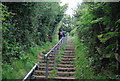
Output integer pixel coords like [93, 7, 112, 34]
[60, 0, 83, 16]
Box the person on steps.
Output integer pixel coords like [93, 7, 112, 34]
[58, 29, 63, 40]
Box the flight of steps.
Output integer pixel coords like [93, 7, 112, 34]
[33, 40, 76, 80]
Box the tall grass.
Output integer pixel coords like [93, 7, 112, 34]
[73, 37, 95, 79]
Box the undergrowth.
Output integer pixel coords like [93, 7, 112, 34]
[73, 37, 94, 79]
[73, 36, 119, 79]
[2, 40, 57, 79]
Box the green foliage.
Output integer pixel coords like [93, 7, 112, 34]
[73, 37, 118, 79]
[72, 2, 120, 78]
[49, 70, 58, 77]
[98, 32, 120, 43]
[2, 2, 66, 62]
[91, 17, 103, 24]
[2, 2, 67, 79]
[74, 37, 94, 79]
[60, 15, 73, 33]
[2, 41, 56, 79]
[116, 19, 120, 23]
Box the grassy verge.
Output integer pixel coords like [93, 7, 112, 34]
[2, 40, 57, 79]
[73, 36, 119, 79]
[73, 37, 94, 79]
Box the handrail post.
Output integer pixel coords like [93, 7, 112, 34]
[62, 37, 64, 46]
[63, 37, 65, 45]
[54, 47, 57, 70]
[58, 43, 60, 55]
[59, 40, 62, 50]
[45, 56, 49, 79]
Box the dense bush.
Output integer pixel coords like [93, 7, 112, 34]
[1, 2, 67, 79]
[2, 2, 67, 63]
[73, 2, 120, 77]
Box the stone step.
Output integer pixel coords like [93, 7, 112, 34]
[66, 48, 74, 50]
[58, 64, 74, 68]
[52, 76, 75, 80]
[60, 61, 74, 64]
[40, 53, 55, 56]
[38, 67, 75, 71]
[64, 53, 75, 55]
[34, 71, 52, 76]
[38, 63, 74, 68]
[33, 75, 46, 79]
[62, 56, 75, 58]
[60, 60, 73, 63]
[64, 51, 75, 53]
[38, 59, 54, 61]
[38, 59, 55, 63]
[34, 75, 75, 79]
[61, 58, 75, 61]
[57, 72, 75, 77]
[66, 46, 74, 48]
[38, 67, 54, 70]
[34, 71, 75, 77]
[38, 63, 55, 67]
[58, 67, 75, 71]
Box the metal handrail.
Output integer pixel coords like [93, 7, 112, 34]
[22, 63, 38, 81]
[44, 37, 67, 79]
[44, 38, 63, 59]
[22, 37, 67, 80]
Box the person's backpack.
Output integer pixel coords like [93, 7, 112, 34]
[60, 31, 63, 35]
